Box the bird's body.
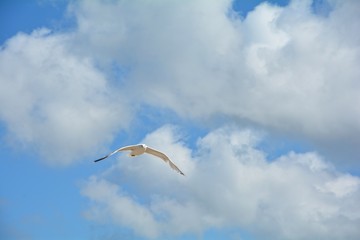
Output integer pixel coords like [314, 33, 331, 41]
[94, 144, 185, 175]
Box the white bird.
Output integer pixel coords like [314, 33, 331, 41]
[94, 144, 185, 175]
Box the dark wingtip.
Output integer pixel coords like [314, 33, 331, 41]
[94, 156, 107, 162]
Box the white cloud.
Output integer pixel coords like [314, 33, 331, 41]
[1, 0, 359, 165]
[82, 125, 360, 239]
[1, 0, 359, 238]
[0, 29, 130, 165]
[67, 0, 360, 165]
[81, 176, 160, 238]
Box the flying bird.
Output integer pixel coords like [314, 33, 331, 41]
[94, 144, 185, 175]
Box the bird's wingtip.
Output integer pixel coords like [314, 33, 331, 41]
[94, 156, 107, 162]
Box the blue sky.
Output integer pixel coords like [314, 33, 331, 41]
[1, 0, 360, 240]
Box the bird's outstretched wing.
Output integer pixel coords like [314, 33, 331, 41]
[145, 147, 185, 175]
[94, 144, 142, 162]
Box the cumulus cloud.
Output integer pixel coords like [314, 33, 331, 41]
[82, 125, 360, 239]
[2, 0, 359, 238]
[0, 29, 130, 165]
[1, 0, 359, 165]
[68, 0, 360, 165]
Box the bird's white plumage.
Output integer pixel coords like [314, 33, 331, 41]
[94, 144, 185, 175]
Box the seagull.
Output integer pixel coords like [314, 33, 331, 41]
[94, 144, 185, 175]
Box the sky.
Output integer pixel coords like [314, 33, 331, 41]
[0, 0, 359, 239]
